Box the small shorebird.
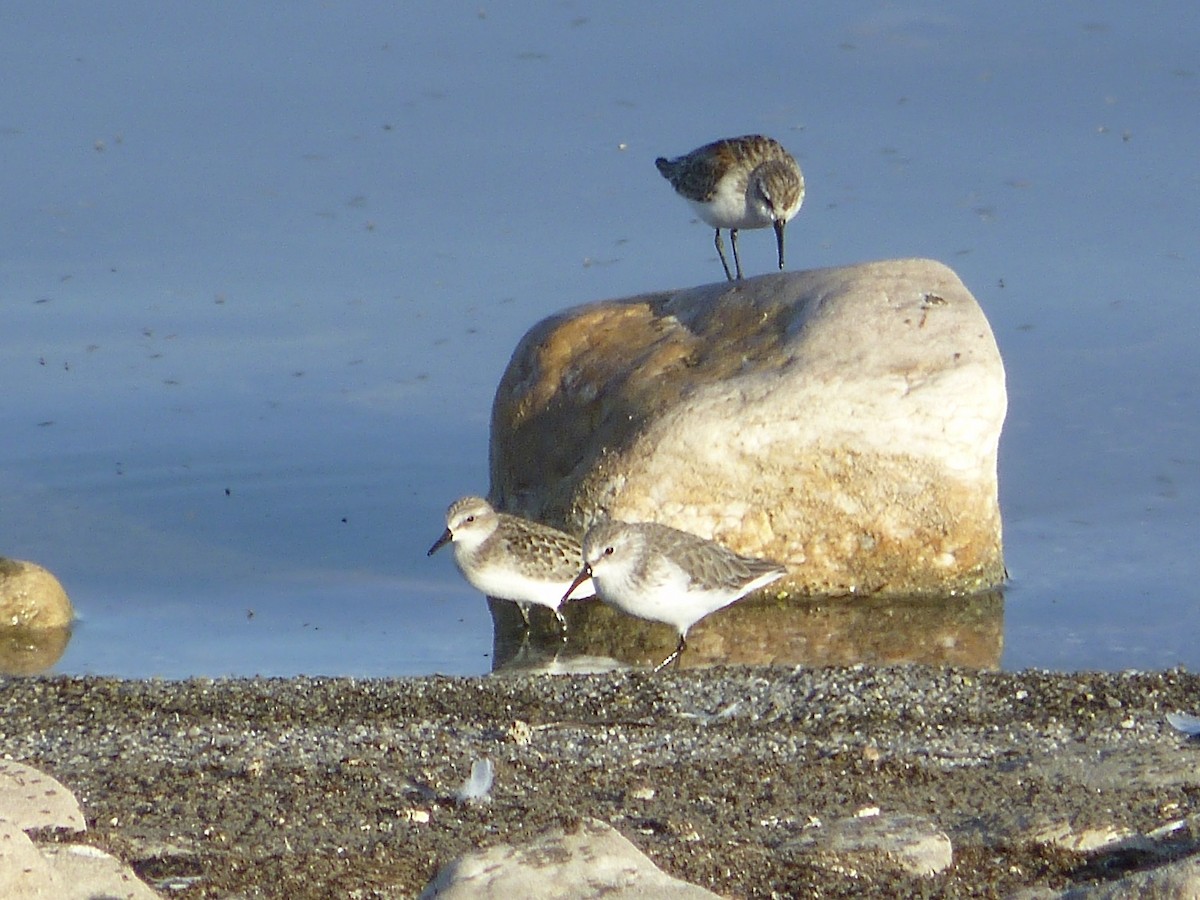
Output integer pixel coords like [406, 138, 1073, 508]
[656, 134, 805, 281]
[563, 520, 787, 671]
[428, 496, 595, 633]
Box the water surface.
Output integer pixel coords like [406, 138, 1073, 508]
[3, 2, 1198, 676]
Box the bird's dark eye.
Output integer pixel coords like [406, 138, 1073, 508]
[465, 515, 475, 523]
[603, 546, 614, 556]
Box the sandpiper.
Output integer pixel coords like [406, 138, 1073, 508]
[563, 520, 787, 671]
[428, 496, 595, 632]
[655, 134, 804, 281]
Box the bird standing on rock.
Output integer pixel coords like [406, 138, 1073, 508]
[656, 134, 805, 282]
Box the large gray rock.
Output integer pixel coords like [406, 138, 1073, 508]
[419, 817, 722, 899]
[491, 259, 1006, 597]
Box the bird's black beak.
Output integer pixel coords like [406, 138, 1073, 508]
[774, 219, 786, 270]
[561, 565, 592, 605]
[427, 529, 452, 557]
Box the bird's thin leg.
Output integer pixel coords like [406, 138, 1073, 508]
[730, 228, 743, 280]
[653, 634, 687, 673]
[515, 601, 531, 628]
[713, 229, 734, 282]
[553, 607, 568, 641]
[774, 219, 786, 271]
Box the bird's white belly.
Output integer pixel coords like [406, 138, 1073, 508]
[600, 568, 735, 636]
[688, 181, 771, 230]
[460, 561, 592, 609]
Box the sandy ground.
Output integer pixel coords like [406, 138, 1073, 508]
[4, 666, 1200, 898]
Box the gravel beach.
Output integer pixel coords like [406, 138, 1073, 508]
[4, 666, 1200, 897]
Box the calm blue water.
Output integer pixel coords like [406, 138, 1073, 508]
[3, 2, 1198, 676]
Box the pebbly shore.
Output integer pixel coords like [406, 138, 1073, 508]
[4, 666, 1200, 897]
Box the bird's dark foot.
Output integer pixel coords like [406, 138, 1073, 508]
[653, 635, 687, 673]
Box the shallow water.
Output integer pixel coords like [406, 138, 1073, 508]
[3, 2, 1198, 676]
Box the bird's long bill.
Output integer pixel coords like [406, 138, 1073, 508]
[773, 219, 786, 270]
[561, 566, 592, 605]
[427, 529, 452, 557]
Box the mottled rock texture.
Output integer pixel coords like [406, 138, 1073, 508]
[0, 762, 158, 900]
[491, 259, 1006, 597]
[419, 817, 722, 899]
[0, 761, 85, 833]
[0, 558, 73, 629]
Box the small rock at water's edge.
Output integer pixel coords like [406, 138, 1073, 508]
[0, 558, 73, 629]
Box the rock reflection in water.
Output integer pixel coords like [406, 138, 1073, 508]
[0, 626, 72, 676]
[490, 590, 1003, 673]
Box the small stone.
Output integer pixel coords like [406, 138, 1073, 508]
[788, 811, 953, 877]
[418, 817, 722, 898]
[0, 558, 73, 629]
[39, 842, 161, 900]
[1030, 821, 1134, 854]
[0, 818, 57, 898]
[1053, 854, 1200, 898]
[0, 559, 73, 674]
[0, 760, 85, 833]
[506, 720, 533, 745]
[0, 818, 158, 900]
